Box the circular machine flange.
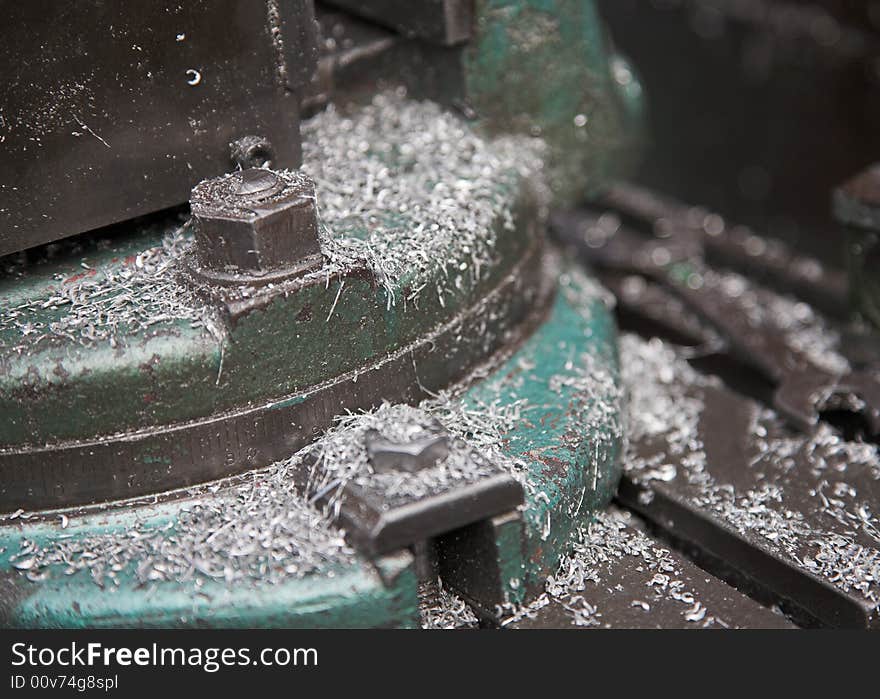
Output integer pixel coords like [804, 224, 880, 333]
[0, 95, 546, 512]
[0, 263, 622, 628]
[0, 95, 624, 628]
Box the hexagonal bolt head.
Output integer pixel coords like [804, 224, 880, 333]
[365, 428, 450, 474]
[190, 168, 321, 276]
[229, 135, 275, 170]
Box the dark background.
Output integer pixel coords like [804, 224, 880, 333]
[597, 0, 880, 268]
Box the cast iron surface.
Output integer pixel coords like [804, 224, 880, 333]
[332, 474, 523, 558]
[618, 368, 880, 628]
[599, 184, 850, 319]
[322, 0, 474, 45]
[0, 0, 316, 256]
[304, 5, 467, 115]
[553, 184, 880, 629]
[509, 508, 793, 629]
[554, 184, 880, 436]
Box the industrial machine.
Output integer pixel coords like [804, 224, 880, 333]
[0, 0, 639, 627]
[1, 1, 878, 629]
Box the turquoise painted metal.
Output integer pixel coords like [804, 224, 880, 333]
[466, 0, 644, 203]
[0, 0, 640, 627]
[0, 502, 419, 629]
[461, 268, 622, 602]
[0, 264, 620, 627]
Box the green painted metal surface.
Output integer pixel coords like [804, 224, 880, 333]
[0, 2, 636, 625]
[1, 0, 643, 460]
[0, 499, 419, 629]
[459, 266, 622, 599]
[0, 266, 621, 627]
[0, 181, 534, 447]
[465, 0, 642, 204]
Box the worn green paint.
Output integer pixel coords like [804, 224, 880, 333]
[0, 174, 533, 446]
[459, 267, 622, 595]
[0, 268, 620, 627]
[1, 0, 643, 447]
[492, 513, 529, 607]
[12, 560, 417, 629]
[0, 1, 633, 623]
[466, 0, 642, 204]
[0, 501, 418, 629]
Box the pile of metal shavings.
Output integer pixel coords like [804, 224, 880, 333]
[7, 395, 532, 590]
[557, 265, 616, 323]
[1, 91, 545, 350]
[9, 462, 355, 589]
[548, 336, 623, 466]
[300, 90, 547, 308]
[189, 167, 316, 220]
[304, 401, 523, 511]
[751, 409, 880, 601]
[419, 580, 479, 630]
[620, 334, 711, 486]
[423, 391, 532, 483]
[499, 509, 732, 628]
[618, 333, 880, 610]
[0, 222, 223, 352]
[695, 268, 850, 375]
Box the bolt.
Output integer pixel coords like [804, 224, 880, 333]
[189, 168, 321, 277]
[234, 168, 284, 198]
[365, 426, 450, 474]
[229, 135, 275, 169]
[834, 164, 880, 330]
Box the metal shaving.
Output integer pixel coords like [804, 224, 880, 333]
[807, 534, 880, 601]
[1, 91, 544, 350]
[300, 90, 546, 306]
[423, 391, 532, 486]
[500, 508, 732, 628]
[304, 402, 505, 512]
[695, 268, 850, 375]
[8, 396, 532, 589]
[620, 335, 709, 483]
[619, 332, 880, 611]
[548, 338, 623, 450]
[9, 460, 355, 589]
[419, 580, 479, 630]
[557, 266, 616, 321]
[0, 223, 223, 351]
[302, 394, 540, 515]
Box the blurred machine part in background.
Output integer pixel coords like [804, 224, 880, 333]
[598, 0, 880, 267]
